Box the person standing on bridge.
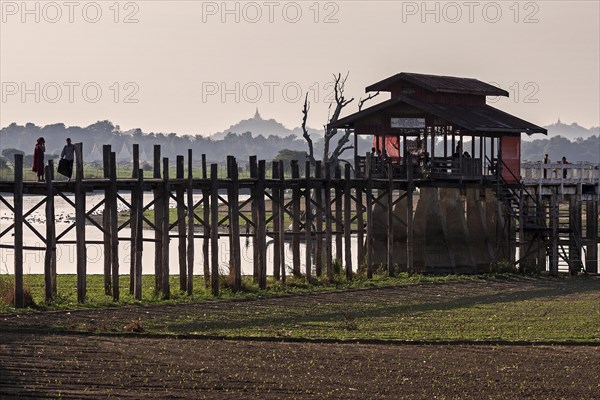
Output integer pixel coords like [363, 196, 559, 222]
[32, 137, 45, 182]
[561, 156, 569, 179]
[543, 154, 550, 178]
[60, 138, 75, 181]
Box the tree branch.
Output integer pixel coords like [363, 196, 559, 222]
[301, 93, 315, 163]
[358, 91, 380, 111]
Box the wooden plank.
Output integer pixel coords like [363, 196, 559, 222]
[176, 155, 187, 292]
[134, 168, 143, 300]
[549, 194, 559, 275]
[161, 157, 171, 299]
[344, 164, 352, 280]
[386, 163, 394, 277]
[210, 164, 220, 296]
[315, 161, 323, 277]
[305, 161, 312, 281]
[102, 145, 112, 295]
[291, 160, 301, 277]
[356, 180, 365, 270]
[75, 142, 87, 303]
[13, 154, 24, 308]
[228, 156, 242, 291]
[202, 154, 210, 287]
[187, 149, 195, 296]
[44, 161, 56, 301]
[110, 153, 120, 301]
[585, 200, 598, 273]
[272, 162, 281, 280]
[278, 160, 286, 284]
[153, 145, 162, 292]
[257, 161, 267, 289]
[325, 163, 333, 279]
[335, 166, 343, 266]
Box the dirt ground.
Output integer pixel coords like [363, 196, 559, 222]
[1, 332, 598, 399]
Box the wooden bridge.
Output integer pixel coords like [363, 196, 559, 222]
[0, 143, 598, 308]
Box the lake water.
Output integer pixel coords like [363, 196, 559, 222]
[0, 192, 359, 275]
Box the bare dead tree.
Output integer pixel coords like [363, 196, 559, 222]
[301, 93, 315, 164]
[358, 91, 380, 111]
[322, 72, 354, 167]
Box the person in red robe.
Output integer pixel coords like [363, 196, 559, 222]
[32, 137, 45, 181]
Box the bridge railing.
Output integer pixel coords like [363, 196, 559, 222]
[521, 161, 600, 184]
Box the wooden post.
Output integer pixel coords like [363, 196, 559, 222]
[130, 144, 139, 294]
[109, 153, 120, 301]
[586, 199, 598, 273]
[406, 154, 414, 274]
[102, 145, 112, 295]
[75, 142, 86, 303]
[272, 162, 281, 280]
[210, 164, 220, 296]
[291, 160, 301, 277]
[315, 161, 323, 277]
[202, 154, 210, 287]
[519, 188, 525, 270]
[365, 163, 374, 279]
[387, 163, 394, 276]
[278, 160, 286, 283]
[569, 196, 583, 275]
[305, 161, 312, 281]
[13, 154, 24, 308]
[228, 156, 241, 291]
[176, 155, 187, 291]
[250, 156, 259, 282]
[187, 149, 195, 295]
[344, 164, 352, 280]
[257, 161, 267, 289]
[325, 163, 333, 279]
[549, 194, 559, 275]
[335, 166, 343, 266]
[134, 168, 143, 300]
[153, 145, 163, 292]
[356, 180, 365, 270]
[161, 157, 171, 299]
[44, 161, 56, 301]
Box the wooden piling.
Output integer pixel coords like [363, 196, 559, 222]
[176, 155, 187, 291]
[109, 153, 120, 301]
[228, 156, 241, 291]
[161, 157, 170, 299]
[278, 160, 286, 283]
[102, 145, 112, 295]
[187, 149, 195, 295]
[305, 161, 312, 281]
[335, 166, 343, 266]
[315, 161, 323, 277]
[386, 163, 394, 276]
[250, 156, 259, 281]
[585, 199, 598, 273]
[202, 154, 210, 286]
[130, 144, 140, 294]
[257, 161, 267, 289]
[549, 194, 559, 276]
[13, 154, 23, 308]
[44, 161, 56, 301]
[153, 145, 163, 292]
[75, 143, 86, 303]
[325, 163, 333, 279]
[365, 163, 374, 279]
[272, 162, 281, 280]
[344, 164, 352, 280]
[134, 168, 143, 300]
[210, 164, 220, 296]
[291, 161, 301, 277]
[356, 180, 365, 270]
[406, 154, 414, 274]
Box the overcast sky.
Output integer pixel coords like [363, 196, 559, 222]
[1, 0, 598, 136]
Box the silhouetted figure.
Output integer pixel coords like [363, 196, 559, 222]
[60, 138, 75, 180]
[561, 156, 569, 178]
[543, 154, 550, 178]
[462, 151, 471, 158]
[32, 137, 45, 181]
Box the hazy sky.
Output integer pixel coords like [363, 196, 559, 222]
[1, 0, 599, 136]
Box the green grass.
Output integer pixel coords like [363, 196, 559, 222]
[1, 273, 598, 343]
